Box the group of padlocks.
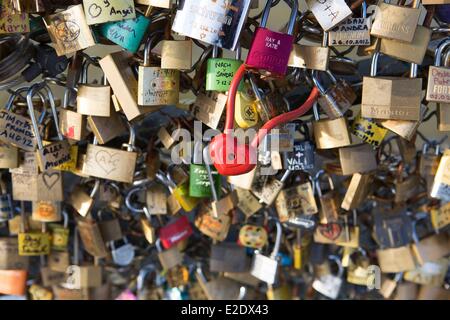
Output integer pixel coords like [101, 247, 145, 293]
[0, 0, 449, 300]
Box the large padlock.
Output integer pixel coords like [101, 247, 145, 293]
[246, 0, 298, 77]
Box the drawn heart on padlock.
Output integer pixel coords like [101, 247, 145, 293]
[95, 150, 119, 175]
[318, 223, 342, 240]
[88, 3, 102, 18]
[42, 172, 60, 190]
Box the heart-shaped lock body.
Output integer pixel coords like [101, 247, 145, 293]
[209, 133, 256, 176]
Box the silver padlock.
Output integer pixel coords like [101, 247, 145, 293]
[111, 238, 135, 267]
[312, 255, 344, 299]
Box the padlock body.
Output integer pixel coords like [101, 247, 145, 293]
[206, 58, 243, 92]
[138, 66, 179, 106]
[313, 118, 351, 149]
[246, 27, 294, 77]
[189, 164, 221, 198]
[426, 66, 450, 104]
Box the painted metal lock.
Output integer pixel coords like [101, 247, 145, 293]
[172, 0, 252, 51]
[195, 204, 231, 241]
[48, 213, 69, 251]
[83, 0, 136, 25]
[426, 39, 450, 104]
[189, 143, 221, 198]
[239, 224, 268, 249]
[246, 0, 298, 77]
[18, 231, 50, 256]
[100, 12, 150, 53]
[159, 216, 193, 249]
[235, 83, 259, 129]
[351, 112, 388, 147]
[206, 45, 243, 92]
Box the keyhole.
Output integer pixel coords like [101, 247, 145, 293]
[228, 153, 236, 161]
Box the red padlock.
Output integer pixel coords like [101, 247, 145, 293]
[159, 216, 193, 249]
[209, 64, 320, 176]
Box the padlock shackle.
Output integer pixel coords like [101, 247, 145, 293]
[260, 0, 298, 35]
[311, 70, 338, 95]
[435, 38, 450, 66]
[81, 56, 102, 84]
[328, 255, 344, 278]
[125, 186, 146, 214]
[143, 30, 164, 67]
[137, 264, 157, 293]
[269, 217, 282, 259]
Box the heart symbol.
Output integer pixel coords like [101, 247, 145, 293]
[209, 133, 256, 176]
[88, 3, 102, 18]
[318, 223, 342, 240]
[42, 172, 60, 190]
[95, 150, 119, 175]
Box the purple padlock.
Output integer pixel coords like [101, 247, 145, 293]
[436, 4, 450, 24]
[246, 0, 298, 78]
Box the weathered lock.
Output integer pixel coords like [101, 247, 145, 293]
[210, 242, 249, 273]
[339, 143, 377, 176]
[44, 4, 95, 56]
[156, 238, 183, 270]
[252, 170, 292, 206]
[316, 171, 339, 225]
[195, 203, 232, 242]
[289, 31, 330, 71]
[306, 0, 352, 31]
[239, 216, 269, 250]
[76, 217, 108, 258]
[172, 0, 251, 51]
[438, 103, 450, 131]
[312, 255, 344, 299]
[282, 122, 315, 171]
[70, 179, 100, 217]
[27, 84, 71, 172]
[0, 237, 29, 270]
[138, 33, 180, 106]
[111, 238, 135, 267]
[0, 179, 13, 222]
[341, 173, 373, 211]
[10, 0, 45, 13]
[83, 0, 136, 25]
[206, 45, 243, 92]
[159, 215, 193, 249]
[29, 284, 53, 300]
[346, 248, 371, 286]
[97, 210, 123, 243]
[83, 124, 137, 184]
[370, 0, 421, 43]
[394, 164, 421, 204]
[362, 52, 422, 121]
[235, 187, 262, 217]
[189, 143, 221, 198]
[431, 149, 450, 201]
[100, 12, 150, 53]
[59, 87, 86, 141]
[160, 38, 192, 70]
[246, 0, 298, 77]
[191, 90, 228, 130]
[351, 112, 388, 147]
[313, 69, 356, 119]
[18, 213, 50, 256]
[235, 82, 259, 129]
[373, 208, 414, 249]
[250, 218, 282, 285]
[312, 102, 351, 149]
[275, 176, 318, 222]
[125, 186, 156, 244]
[0, 86, 42, 152]
[32, 200, 61, 223]
[426, 39, 450, 104]
[77, 58, 111, 117]
[328, 1, 371, 46]
[419, 143, 441, 194]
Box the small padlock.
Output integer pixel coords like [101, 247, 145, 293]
[206, 45, 243, 92]
[156, 238, 183, 270]
[426, 39, 450, 104]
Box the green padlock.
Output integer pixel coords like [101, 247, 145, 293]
[206, 45, 243, 92]
[189, 142, 221, 198]
[48, 211, 69, 251]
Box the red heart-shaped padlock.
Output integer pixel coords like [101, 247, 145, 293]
[209, 133, 256, 176]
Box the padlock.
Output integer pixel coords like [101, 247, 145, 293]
[306, 0, 353, 32]
[206, 45, 243, 92]
[210, 242, 249, 273]
[26, 83, 71, 172]
[282, 121, 315, 171]
[341, 173, 373, 211]
[111, 238, 135, 267]
[328, 1, 371, 46]
[97, 210, 123, 243]
[83, 0, 136, 25]
[162, 168, 199, 213]
[9, 0, 45, 13]
[43, 4, 95, 56]
[171, 0, 252, 51]
[159, 215, 193, 249]
[99, 12, 150, 53]
[411, 219, 450, 266]
[313, 69, 356, 119]
[316, 171, 339, 225]
[362, 52, 422, 121]
[76, 217, 108, 258]
[435, 3, 450, 23]
[160, 38, 192, 70]
[32, 200, 61, 223]
[195, 265, 243, 300]
[234, 82, 259, 129]
[189, 142, 221, 198]
[312, 101, 352, 149]
[70, 179, 100, 217]
[138, 32, 179, 106]
[0, 237, 29, 270]
[125, 186, 157, 244]
[18, 211, 50, 256]
[426, 39, 450, 104]
[0, 269, 27, 296]
[195, 203, 232, 242]
[59, 87, 86, 141]
[40, 255, 66, 287]
[289, 32, 330, 71]
[77, 58, 111, 117]
[438, 103, 450, 131]
[432, 148, 450, 201]
[312, 255, 344, 299]
[0, 140, 18, 169]
[338, 143, 377, 176]
[156, 238, 183, 270]
[48, 210, 69, 252]
[250, 217, 282, 285]
[191, 91, 228, 130]
[82, 124, 137, 184]
[252, 170, 292, 206]
[419, 143, 441, 194]
[394, 163, 421, 204]
[351, 112, 388, 147]
[235, 187, 262, 217]
[370, 0, 421, 43]
[0, 178, 14, 222]
[246, 0, 298, 77]
[29, 284, 53, 300]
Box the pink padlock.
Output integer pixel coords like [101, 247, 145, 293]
[245, 0, 298, 78]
